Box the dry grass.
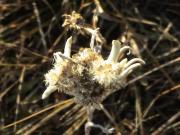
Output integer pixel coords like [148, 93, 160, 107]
[0, 0, 180, 135]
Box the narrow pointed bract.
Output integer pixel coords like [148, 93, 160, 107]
[64, 36, 72, 57]
[107, 40, 121, 63]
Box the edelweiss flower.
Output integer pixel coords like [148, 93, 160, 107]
[42, 37, 145, 109]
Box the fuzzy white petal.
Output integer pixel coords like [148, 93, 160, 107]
[64, 36, 72, 57]
[42, 86, 57, 99]
[107, 40, 121, 63]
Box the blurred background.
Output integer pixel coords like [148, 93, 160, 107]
[0, 0, 180, 134]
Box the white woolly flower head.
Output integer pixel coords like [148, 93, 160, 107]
[92, 40, 145, 87]
[42, 37, 73, 99]
[42, 37, 145, 108]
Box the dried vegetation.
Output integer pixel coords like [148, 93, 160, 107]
[0, 0, 180, 135]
